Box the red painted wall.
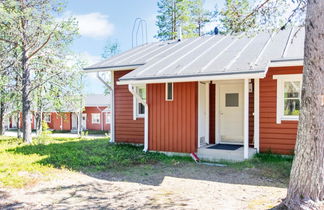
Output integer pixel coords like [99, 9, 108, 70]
[209, 83, 216, 144]
[47, 113, 71, 131]
[147, 82, 198, 153]
[114, 70, 144, 143]
[259, 66, 303, 154]
[82, 107, 110, 131]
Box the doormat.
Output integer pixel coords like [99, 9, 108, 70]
[207, 144, 242, 150]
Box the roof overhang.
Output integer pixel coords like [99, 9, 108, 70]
[117, 70, 266, 85]
[83, 64, 144, 73]
[269, 58, 303, 67]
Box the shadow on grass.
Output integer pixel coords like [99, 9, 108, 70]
[8, 139, 292, 188]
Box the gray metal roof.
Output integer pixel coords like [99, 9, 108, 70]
[85, 94, 111, 107]
[84, 27, 304, 82]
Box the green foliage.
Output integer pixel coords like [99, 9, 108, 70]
[219, 0, 306, 34]
[219, 0, 256, 34]
[102, 39, 120, 59]
[42, 121, 49, 132]
[156, 0, 215, 40]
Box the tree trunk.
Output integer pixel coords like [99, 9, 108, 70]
[35, 111, 42, 135]
[17, 112, 21, 138]
[21, 48, 32, 143]
[283, 1, 324, 209]
[0, 101, 5, 135]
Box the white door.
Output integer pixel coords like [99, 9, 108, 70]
[81, 114, 87, 130]
[219, 82, 244, 144]
[198, 82, 209, 147]
[72, 113, 78, 130]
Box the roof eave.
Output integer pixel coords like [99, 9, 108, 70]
[117, 71, 266, 85]
[83, 64, 145, 72]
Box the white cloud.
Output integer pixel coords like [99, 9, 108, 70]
[79, 51, 102, 66]
[75, 13, 114, 38]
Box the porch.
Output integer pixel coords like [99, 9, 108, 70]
[197, 78, 260, 162]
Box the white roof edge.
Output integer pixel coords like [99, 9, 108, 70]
[117, 71, 265, 85]
[83, 64, 143, 73]
[269, 59, 303, 67]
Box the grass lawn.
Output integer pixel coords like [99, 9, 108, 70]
[0, 136, 293, 188]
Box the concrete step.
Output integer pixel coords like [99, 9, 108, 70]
[197, 146, 256, 162]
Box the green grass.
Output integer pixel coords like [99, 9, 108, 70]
[0, 136, 189, 188]
[0, 136, 293, 188]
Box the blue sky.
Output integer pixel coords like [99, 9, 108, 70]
[66, 0, 224, 94]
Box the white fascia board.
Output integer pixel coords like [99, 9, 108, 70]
[83, 65, 140, 73]
[117, 72, 265, 85]
[269, 59, 303, 67]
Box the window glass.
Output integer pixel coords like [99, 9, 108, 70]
[225, 93, 239, 107]
[44, 114, 51, 123]
[136, 87, 146, 116]
[166, 83, 173, 100]
[91, 113, 100, 124]
[284, 81, 301, 116]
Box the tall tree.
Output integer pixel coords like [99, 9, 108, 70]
[220, 0, 323, 208]
[0, 0, 78, 143]
[284, 1, 323, 209]
[156, 0, 212, 40]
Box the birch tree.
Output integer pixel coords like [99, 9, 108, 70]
[0, 0, 78, 143]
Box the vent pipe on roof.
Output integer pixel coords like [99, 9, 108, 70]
[177, 25, 182, 41]
[214, 27, 219, 35]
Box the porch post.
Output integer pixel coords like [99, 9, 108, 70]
[254, 79, 260, 152]
[244, 79, 249, 159]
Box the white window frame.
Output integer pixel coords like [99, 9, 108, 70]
[44, 113, 51, 123]
[133, 86, 146, 119]
[105, 112, 110, 124]
[91, 113, 101, 124]
[273, 74, 302, 124]
[165, 82, 174, 101]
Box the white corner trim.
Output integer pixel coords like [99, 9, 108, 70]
[273, 74, 302, 124]
[253, 79, 260, 152]
[243, 78, 249, 159]
[215, 82, 220, 144]
[128, 84, 149, 152]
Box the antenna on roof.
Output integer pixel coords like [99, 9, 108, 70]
[132, 18, 148, 48]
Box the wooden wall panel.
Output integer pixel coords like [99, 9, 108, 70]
[147, 82, 198, 153]
[259, 66, 303, 154]
[249, 80, 254, 144]
[114, 70, 144, 143]
[209, 83, 216, 144]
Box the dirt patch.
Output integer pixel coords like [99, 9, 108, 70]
[0, 163, 287, 209]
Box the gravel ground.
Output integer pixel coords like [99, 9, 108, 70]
[0, 163, 287, 210]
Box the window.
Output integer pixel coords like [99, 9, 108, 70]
[134, 86, 146, 118]
[44, 113, 51, 123]
[274, 74, 302, 123]
[166, 82, 173, 101]
[91, 113, 100, 124]
[106, 112, 111, 124]
[225, 93, 239, 107]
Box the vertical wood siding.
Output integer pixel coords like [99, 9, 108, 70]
[260, 66, 303, 154]
[209, 83, 216, 144]
[47, 113, 71, 131]
[114, 70, 144, 143]
[83, 107, 110, 131]
[147, 82, 198, 153]
[249, 80, 254, 144]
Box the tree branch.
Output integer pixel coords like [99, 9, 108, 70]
[27, 24, 58, 60]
